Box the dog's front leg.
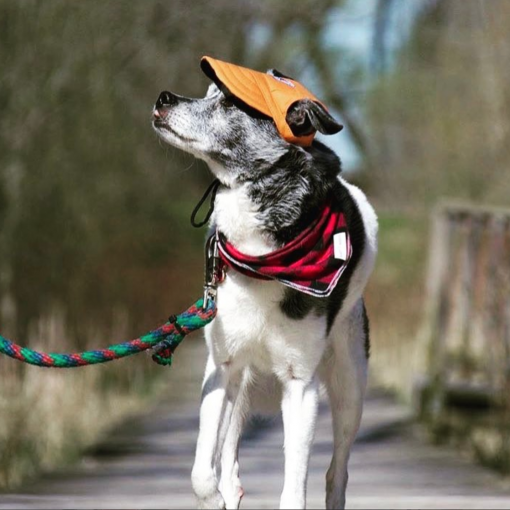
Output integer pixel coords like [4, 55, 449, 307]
[192, 356, 239, 510]
[219, 370, 249, 510]
[280, 376, 320, 510]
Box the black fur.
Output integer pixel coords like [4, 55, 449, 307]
[276, 166, 367, 334]
[153, 83, 367, 337]
[286, 99, 343, 137]
[243, 141, 343, 245]
[362, 300, 370, 359]
[322, 179, 366, 333]
[279, 287, 328, 320]
[238, 139, 367, 334]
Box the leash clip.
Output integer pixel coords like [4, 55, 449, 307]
[203, 233, 225, 309]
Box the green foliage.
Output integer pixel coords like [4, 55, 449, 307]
[0, 0, 257, 331]
[0, 0, 257, 489]
[365, 211, 429, 397]
[365, 0, 510, 210]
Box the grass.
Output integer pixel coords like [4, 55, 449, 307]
[365, 211, 430, 401]
[0, 315, 168, 489]
[0, 220, 206, 491]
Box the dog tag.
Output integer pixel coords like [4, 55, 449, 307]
[333, 232, 347, 261]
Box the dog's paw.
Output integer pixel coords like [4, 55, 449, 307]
[221, 483, 244, 510]
[325, 469, 347, 509]
[280, 494, 305, 510]
[196, 491, 226, 510]
[192, 469, 225, 509]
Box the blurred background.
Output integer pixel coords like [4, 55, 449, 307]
[1, 0, 509, 492]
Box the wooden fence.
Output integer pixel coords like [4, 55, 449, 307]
[418, 201, 510, 469]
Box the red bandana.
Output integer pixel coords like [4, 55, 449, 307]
[217, 200, 352, 297]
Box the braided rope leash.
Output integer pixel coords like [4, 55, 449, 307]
[0, 179, 225, 369]
[0, 298, 216, 368]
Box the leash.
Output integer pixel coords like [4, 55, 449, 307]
[0, 299, 216, 368]
[0, 185, 226, 368]
[0, 177, 351, 368]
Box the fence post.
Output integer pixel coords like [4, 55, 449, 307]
[420, 205, 455, 422]
[501, 220, 510, 470]
[456, 215, 484, 374]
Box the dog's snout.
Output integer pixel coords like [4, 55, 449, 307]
[156, 91, 177, 109]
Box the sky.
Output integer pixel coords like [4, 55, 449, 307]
[319, 0, 423, 171]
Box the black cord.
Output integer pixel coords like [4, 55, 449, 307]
[190, 179, 221, 228]
[168, 314, 185, 336]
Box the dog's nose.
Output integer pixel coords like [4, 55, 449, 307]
[156, 91, 177, 109]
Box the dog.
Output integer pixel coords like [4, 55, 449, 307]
[152, 63, 378, 510]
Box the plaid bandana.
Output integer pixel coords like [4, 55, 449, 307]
[216, 199, 352, 297]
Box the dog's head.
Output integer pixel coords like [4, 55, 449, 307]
[152, 73, 342, 187]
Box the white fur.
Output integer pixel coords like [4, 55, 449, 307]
[152, 86, 378, 509]
[191, 179, 378, 510]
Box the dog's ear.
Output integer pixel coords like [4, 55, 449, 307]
[286, 99, 343, 137]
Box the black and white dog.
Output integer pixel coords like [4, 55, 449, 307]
[152, 72, 378, 510]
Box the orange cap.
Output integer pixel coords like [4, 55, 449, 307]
[201, 56, 323, 147]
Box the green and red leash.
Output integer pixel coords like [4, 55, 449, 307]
[0, 184, 225, 369]
[0, 298, 216, 368]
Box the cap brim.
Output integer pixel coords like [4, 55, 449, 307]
[201, 57, 273, 118]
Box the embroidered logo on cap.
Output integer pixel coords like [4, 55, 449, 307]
[272, 75, 295, 88]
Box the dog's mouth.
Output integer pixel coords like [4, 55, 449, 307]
[152, 119, 197, 143]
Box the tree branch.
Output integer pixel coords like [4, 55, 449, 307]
[303, 23, 373, 169]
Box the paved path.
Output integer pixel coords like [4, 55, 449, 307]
[2, 340, 510, 509]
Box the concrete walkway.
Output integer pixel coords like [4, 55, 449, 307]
[1, 339, 510, 509]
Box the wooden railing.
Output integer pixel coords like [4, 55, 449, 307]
[419, 202, 510, 438]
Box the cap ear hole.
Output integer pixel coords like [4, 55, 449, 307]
[286, 99, 343, 137]
[286, 101, 316, 137]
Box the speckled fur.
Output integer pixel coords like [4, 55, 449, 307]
[153, 80, 378, 510]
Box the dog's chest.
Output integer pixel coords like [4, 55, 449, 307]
[213, 269, 284, 344]
[207, 185, 328, 369]
[213, 185, 273, 255]
[211, 186, 285, 345]
[207, 272, 328, 373]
